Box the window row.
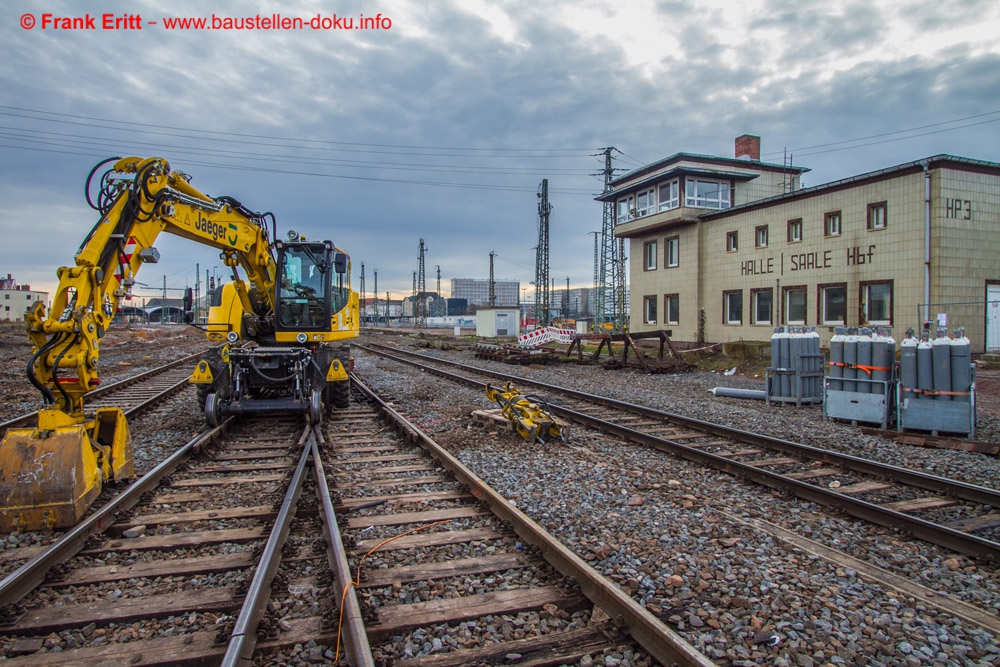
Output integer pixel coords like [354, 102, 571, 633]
[721, 280, 893, 326]
[643, 236, 680, 271]
[724, 202, 887, 251]
[617, 177, 731, 223]
[3, 294, 33, 300]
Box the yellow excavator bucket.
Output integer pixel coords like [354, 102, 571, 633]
[0, 407, 132, 531]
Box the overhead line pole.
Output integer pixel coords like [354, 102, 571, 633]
[535, 179, 552, 328]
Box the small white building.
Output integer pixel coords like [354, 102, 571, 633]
[476, 307, 521, 338]
[0, 275, 47, 321]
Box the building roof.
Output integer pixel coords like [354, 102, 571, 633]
[610, 151, 809, 187]
[698, 154, 1000, 220]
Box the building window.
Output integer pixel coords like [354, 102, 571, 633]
[751, 288, 772, 325]
[3, 294, 7, 300]
[658, 179, 679, 211]
[861, 280, 892, 325]
[644, 241, 657, 271]
[643, 295, 657, 324]
[726, 231, 738, 253]
[636, 189, 655, 217]
[664, 293, 679, 324]
[824, 211, 841, 237]
[787, 218, 802, 243]
[868, 201, 887, 230]
[617, 196, 634, 224]
[755, 225, 769, 248]
[819, 283, 846, 325]
[685, 179, 731, 210]
[665, 236, 679, 268]
[724, 290, 743, 324]
[784, 286, 806, 324]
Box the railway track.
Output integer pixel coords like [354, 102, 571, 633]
[333, 376, 710, 667]
[359, 342, 1000, 562]
[0, 371, 715, 665]
[0, 351, 207, 438]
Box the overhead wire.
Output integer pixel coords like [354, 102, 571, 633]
[0, 126, 596, 176]
[0, 142, 598, 195]
[0, 107, 600, 158]
[763, 110, 1000, 158]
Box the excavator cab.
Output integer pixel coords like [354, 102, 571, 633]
[276, 238, 334, 330]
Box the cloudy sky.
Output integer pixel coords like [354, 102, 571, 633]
[1, 0, 999, 306]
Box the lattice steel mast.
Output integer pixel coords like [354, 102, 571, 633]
[595, 147, 625, 331]
[534, 179, 552, 328]
[416, 238, 427, 327]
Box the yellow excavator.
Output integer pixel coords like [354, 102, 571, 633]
[0, 156, 358, 531]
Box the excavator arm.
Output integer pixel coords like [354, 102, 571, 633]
[1, 156, 280, 531]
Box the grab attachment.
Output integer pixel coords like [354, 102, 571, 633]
[484, 382, 568, 444]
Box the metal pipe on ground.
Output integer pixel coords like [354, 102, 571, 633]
[709, 387, 767, 400]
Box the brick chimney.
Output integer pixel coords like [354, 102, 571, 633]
[735, 134, 760, 160]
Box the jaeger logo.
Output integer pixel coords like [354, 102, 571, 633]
[195, 216, 226, 241]
[195, 216, 239, 246]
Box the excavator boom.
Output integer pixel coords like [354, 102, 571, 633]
[0, 157, 358, 531]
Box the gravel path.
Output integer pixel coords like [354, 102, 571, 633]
[355, 335, 1000, 666]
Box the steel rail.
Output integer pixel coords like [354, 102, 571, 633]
[0, 349, 208, 431]
[221, 423, 314, 667]
[360, 344, 1000, 507]
[0, 418, 233, 607]
[311, 428, 375, 667]
[359, 344, 1000, 560]
[553, 403, 1000, 560]
[350, 373, 715, 667]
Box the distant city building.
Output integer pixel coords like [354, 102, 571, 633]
[0, 274, 47, 321]
[446, 298, 468, 316]
[552, 287, 595, 319]
[451, 278, 520, 307]
[402, 292, 446, 318]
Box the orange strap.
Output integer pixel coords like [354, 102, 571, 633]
[829, 361, 891, 376]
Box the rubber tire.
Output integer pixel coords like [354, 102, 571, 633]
[326, 379, 350, 410]
[196, 383, 211, 411]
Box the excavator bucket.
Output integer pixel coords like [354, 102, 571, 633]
[0, 419, 104, 531]
[94, 407, 134, 482]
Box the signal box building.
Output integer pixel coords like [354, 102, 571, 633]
[605, 137, 1000, 353]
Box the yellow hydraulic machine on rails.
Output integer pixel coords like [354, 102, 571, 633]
[0, 156, 359, 532]
[484, 382, 569, 444]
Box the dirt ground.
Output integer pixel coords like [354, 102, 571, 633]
[0, 322, 206, 422]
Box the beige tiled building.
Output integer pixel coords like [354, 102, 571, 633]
[606, 137, 1000, 353]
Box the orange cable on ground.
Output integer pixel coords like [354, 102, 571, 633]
[335, 519, 452, 661]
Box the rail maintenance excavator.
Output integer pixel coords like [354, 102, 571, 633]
[0, 156, 359, 532]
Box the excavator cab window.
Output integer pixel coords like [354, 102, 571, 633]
[277, 243, 331, 330]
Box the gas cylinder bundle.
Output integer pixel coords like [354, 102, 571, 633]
[828, 326, 897, 395]
[768, 326, 824, 403]
[899, 327, 972, 402]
